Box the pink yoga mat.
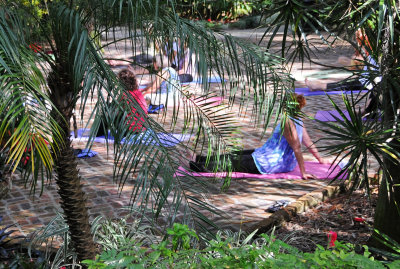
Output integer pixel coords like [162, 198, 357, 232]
[175, 161, 346, 180]
[192, 96, 223, 106]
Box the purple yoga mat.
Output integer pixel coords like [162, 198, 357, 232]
[175, 161, 345, 180]
[314, 110, 381, 122]
[314, 110, 351, 122]
[295, 87, 368, 96]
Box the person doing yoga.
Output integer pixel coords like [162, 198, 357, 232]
[96, 68, 148, 137]
[190, 94, 329, 179]
[305, 28, 381, 116]
[142, 55, 181, 107]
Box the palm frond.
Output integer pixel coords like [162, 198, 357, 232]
[0, 10, 63, 192]
[316, 94, 400, 195]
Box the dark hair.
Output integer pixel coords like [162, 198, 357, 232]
[118, 69, 138, 90]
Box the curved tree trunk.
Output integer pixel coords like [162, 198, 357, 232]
[48, 67, 97, 261]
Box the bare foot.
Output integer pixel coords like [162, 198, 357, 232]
[337, 56, 352, 67]
[305, 78, 327, 91]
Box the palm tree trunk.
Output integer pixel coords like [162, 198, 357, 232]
[48, 68, 97, 261]
[370, 19, 400, 248]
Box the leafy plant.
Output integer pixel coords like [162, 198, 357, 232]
[1, 252, 48, 269]
[0, 216, 39, 268]
[175, 0, 262, 21]
[166, 223, 198, 251]
[28, 213, 160, 268]
[82, 227, 397, 268]
[0, 216, 24, 260]
[316, 93, 398, 197]
[369, 229, 400, 261]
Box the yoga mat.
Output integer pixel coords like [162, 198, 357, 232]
[314, 110, 351, 122]
[182, 76, 226, 85]
[295, 87, 368, 96]
[192, 96, 223, 106]
[71, 129, 191, 147]
[175, 161, 346, 180]
[138, 76, 226, 90]
[306, 70, 353, 79]
[314, 110, 381, 122]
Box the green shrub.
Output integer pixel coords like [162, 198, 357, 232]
[83, 225, 397, 268]
[175, 0, 267, 21]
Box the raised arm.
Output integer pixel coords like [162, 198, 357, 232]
[283, 119, 316, 179]
[302, 126, 329, 164]
[142, 75, 160, 95]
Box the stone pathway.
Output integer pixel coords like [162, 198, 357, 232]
[0, 29, 379, 237]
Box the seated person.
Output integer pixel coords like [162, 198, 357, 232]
[159, 39, 196, 83]
[97, 68, 148, 136]
[190, 94, 329, 179]
[142, 55, 182, 107]
[119, 68, 148, 132]
[305, 28, 380, 115]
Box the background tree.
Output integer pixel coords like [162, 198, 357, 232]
[0, 0, 293, 262]
[260, 0, 400, 247]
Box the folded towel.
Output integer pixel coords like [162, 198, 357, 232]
[74, 148, 98, 158]
[266, 200, 291, 213]
[148, 104, 164, 113]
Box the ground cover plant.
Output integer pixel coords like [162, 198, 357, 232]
[9, 217, 400, 268]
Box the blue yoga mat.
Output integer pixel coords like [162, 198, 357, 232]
[139, 76, 225, 90]
[295, 87, 368, 96]
[182, 76, 226, 85]
[71, 129, 191, 147]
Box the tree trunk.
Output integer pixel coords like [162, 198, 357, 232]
[370, 17, 400, 248]
[48, 68, 97, 261]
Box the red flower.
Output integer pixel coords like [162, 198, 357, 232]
[29, 43, 42, 53]
[207, 18, 211, 22]
[354, 217, 365, 222]
[327, 231, 337, 247]
[60, 267, 66, 269]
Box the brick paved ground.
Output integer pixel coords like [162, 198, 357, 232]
[0, 29, 379, 237]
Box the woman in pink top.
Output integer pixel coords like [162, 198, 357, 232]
[117, 69, 148, 133]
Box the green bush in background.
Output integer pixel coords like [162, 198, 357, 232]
[175, 0, 271, 21]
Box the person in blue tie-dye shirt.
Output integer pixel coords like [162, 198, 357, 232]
[190, 94, 329, 179]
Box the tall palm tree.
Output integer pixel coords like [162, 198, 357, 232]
[0, 0, 293, 261]
[260, 0, 400, 246]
